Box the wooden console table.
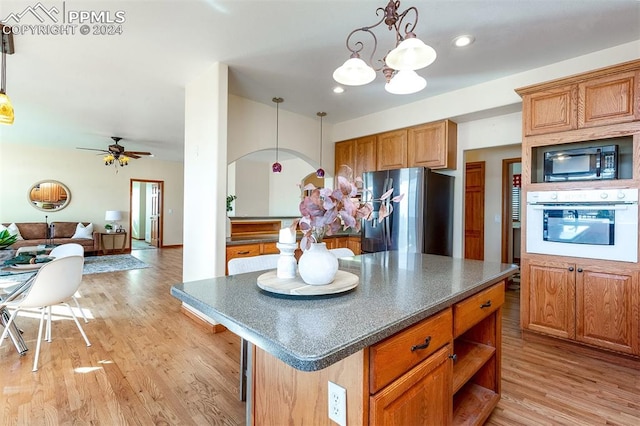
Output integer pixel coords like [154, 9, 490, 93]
[99, 232, 127, 255]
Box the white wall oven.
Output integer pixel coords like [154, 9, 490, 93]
[526, 188, 638, 263]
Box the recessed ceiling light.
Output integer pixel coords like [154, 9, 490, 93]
[452, 35, 475, 48]
[333, 86, 345, 94]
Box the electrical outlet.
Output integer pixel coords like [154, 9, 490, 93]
[328, 381, 347, 426]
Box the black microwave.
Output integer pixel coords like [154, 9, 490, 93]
[543, 145, 618, 182]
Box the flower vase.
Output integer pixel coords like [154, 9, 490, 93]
[298, 242, 338, 285]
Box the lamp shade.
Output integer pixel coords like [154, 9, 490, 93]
[333, 56, 376, 86]
[385, 70, 427, 95]
[105, 210, 123, 222]
[385, 37, 437, 71]
[0, 92, 14, 125]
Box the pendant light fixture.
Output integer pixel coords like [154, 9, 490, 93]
[333, 1, 435, 95]
[316, 112, 327, 178]
[272, 97, 283, 173]
[0, 26, 15, 125]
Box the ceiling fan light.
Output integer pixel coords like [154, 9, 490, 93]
[384, 70, 427, 95]
[333, 56, 376, 86]
[385, 37, 437, 71]
[0, 92, 14, 125]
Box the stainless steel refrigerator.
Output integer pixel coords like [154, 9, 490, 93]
[361, 167, 454, 255]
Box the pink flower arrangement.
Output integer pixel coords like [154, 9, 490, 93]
[293, 167, 403, 249]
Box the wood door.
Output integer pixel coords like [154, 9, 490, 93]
[369, 344, 452, 426]
[464, 162, 485, 260]
[578, 70, 640, 128]
[521, 258, 576, 339]
[149, 183, 161, 247]
[354, 135, 377, 178]
[376, 130, 407, 170]
[575, 266, 638, 354]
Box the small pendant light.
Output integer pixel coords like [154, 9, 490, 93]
[316, 112, 327, 178]
[272, 97, 283, 173]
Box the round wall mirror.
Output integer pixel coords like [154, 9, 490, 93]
[28, 180, 71, 211]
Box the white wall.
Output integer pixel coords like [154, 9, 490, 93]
[465, 144, 523, 263]
[228, 95, 335, 175]
[0, 142, 184, 246]
[269, 158, 315, 216]
[183, 62, 228, 281]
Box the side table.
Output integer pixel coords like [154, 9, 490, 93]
[99, 232, 127, 255]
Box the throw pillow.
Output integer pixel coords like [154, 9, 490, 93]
[0, 223, 24, 240]
[71, 222, 94, 239]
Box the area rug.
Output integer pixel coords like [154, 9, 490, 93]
[0, 254, 149, 284]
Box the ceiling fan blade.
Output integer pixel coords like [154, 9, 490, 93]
[126, 153, 141, 159]
[77, 147, 109, 153]
[124, 151, 152, 156]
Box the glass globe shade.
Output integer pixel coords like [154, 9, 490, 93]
[333, 57, 376, 86]
[385, 37, 437, 71]
[384, 70, 427, 95]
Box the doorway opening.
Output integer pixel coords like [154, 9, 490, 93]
[130, 179, 164, 250]
[501, 158, 521, 289]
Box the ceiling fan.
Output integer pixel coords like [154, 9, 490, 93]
[77, 137, 152, 166]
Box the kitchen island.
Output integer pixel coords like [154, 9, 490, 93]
[171, 252, 518, 425]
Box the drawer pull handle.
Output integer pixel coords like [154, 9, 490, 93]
[237, 251, 250, 255]
[449, 354, 457, 362]
[480, 300, 492, 309]
[411, 336, 431, 352]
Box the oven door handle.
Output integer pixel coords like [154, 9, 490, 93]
[530, 205, 632, 211]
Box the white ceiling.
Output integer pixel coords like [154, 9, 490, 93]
[1, 0, 639, 162]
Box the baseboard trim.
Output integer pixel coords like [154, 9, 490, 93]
[180, 305, 227, 334]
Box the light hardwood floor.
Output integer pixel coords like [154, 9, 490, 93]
[1, 248, 639, 425]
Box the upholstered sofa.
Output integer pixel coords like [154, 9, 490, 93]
[2, 222, 100, 254]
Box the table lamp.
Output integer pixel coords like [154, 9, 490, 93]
[105, 210, 123, 232]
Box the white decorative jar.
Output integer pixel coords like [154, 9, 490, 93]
[298, 242, 339, 285]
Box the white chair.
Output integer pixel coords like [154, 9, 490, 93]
[0, 256, 91, 371]
[329, 247, 355, 258]
[49, 243, 88, 323]
[227, 254, 280, 275]
[227, 253, 280, 402]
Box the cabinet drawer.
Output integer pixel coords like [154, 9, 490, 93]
[261, 242, 279, 254]
[370, 308, 452, 394]
[226, 244, 261, 259]
[453, 282, 504, 338]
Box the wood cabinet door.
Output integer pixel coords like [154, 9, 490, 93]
[354, 135, 377, 178]
[407, 120, 457, 169]
[334, 140, 354, 177]
[578, 70, 640, 128]
[370, 344, 452, 426]
[347, 236, 361, 255]
[521, 258, 576, 339]
[376, 130, 407, 170]
[575, 266, 638, 354]
[522, 84, 578, 136]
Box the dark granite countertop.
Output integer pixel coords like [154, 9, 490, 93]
[171, 251, 518, 372]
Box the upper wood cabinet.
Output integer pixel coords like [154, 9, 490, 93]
[334, 136, 377, 179]
[408, 119, 457, 169]
[522, 84, 578, 136]
[354, 135, 377, 178]
[579, 70, 640, 128]
[334, 139, 354, 176]
[376, 129, 407, 170]
[518, 60, 640, 136]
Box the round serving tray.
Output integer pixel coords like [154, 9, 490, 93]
[257, 270, 358, 297]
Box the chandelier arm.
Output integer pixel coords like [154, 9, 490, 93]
[395, 6, 419, 40]
[1, 39, 6, 93]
